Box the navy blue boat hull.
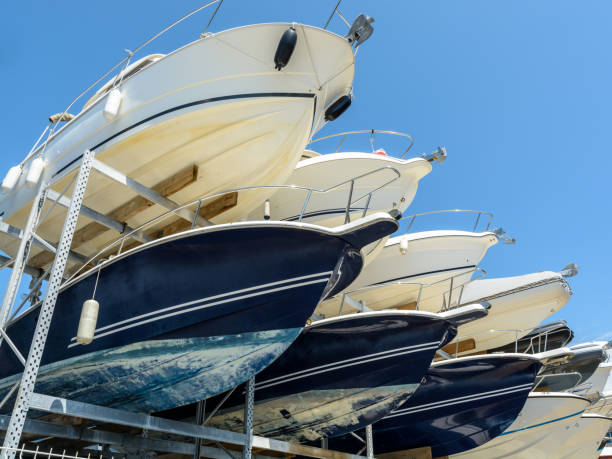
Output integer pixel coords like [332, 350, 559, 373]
[328, 355, 541, 457]
[0, 220, 396, 413]
[164, 311, 456, 442]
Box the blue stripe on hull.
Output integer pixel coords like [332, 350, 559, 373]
[0, 329, 300, 413]
[328, 356, 540, 457]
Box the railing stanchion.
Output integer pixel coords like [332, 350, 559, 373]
[362, 193, 372, 218]
[447, 276, 454, 310]
[191, 199, 203, 229]
[473, 212, 481, 232]
[344, 181, 355, 224]
[515, 330, 519, 353]
[299, 189, 313, 223]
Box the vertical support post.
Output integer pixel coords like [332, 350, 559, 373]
[192, 399, 206, 459]
[320, 437, 328, 450]
[365, 425, 374, 459]
[0, 183, 47, 332]
[1, 150, 94, 459]
[242, 377, 255, 459]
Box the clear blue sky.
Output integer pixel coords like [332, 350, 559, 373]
[0, 1, 610, 344]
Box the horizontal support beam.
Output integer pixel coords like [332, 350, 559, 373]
[0, 222, 87, 265]
[46, 190, 151, 244]
[30, 393, 366, 459]
[0, 415, 275, 459]
[342, 294, 372, 313]
[92, 159, 211, 228]
[0, 255, 42, 278]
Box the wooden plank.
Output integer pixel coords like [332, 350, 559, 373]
[150, 192, 237, 239]
[378, 446, 433, 459]
[440, 338, 476, 355]
[395, 301, 417, 311]
[90, 192, 239, 262]
[28, 165, 198, 268]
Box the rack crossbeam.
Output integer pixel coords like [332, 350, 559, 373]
[91, 159, 212, 228]
[0, 415, 277, 459]
[46, 189, 151, 243]
[29, 393, 367, 459]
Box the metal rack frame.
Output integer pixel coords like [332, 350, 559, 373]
[0, 151, 374, 459]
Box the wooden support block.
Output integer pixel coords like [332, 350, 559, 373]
[29, 165, 198, 268]
[395, 301, 418, 311]
[151, 192, 238, 239]
[378, 446, 433, 459]
[89, 192, 239, 262]
[440, 338, 476, 355]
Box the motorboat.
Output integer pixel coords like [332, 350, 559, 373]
[556, 414, 612, 459]
[328, 354, 541, 457]
[0, 22, 359, 270]
[316, 220, 501, 317]
[451, 392, 592, 458]
[246, 141, 441, 263]
[536, 342, 609, 392]
[489, 320, 574, 354]
[194, 305, 486, 442]
[0, 212, 398, 413]
[445, 268, 574, 356]
[248, 148, 436, 227]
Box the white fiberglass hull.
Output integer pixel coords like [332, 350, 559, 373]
[451, 393, 591, 459]
[0, 23, 354, 267]
[248, 152, 432, 263]
[447, 271, 572, 355]
[316, 230, 498, 317]
[556, 414, 612, 459]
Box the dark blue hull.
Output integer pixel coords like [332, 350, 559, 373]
[164, 310, 456, 443]
[0, 219, 396, 413]
[328, 355, 541, 457]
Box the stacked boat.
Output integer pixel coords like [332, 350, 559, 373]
[0, 7, 609, 459]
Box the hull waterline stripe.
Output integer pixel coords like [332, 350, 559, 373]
[255, 342, 441, 391]
[54, 92, 316, 177]
[68, 275, 330, 348]
[369, 265, 477, 287]
[385, 383, 534, 419]
[389, 382, 533, 414]
[70, 271, 333, 341]
[499, 409, 587, 436]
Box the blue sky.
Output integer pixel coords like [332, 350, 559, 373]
[0, 1, 610, 344]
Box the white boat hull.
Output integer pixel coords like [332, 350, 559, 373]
[316, 230, 498, 317]
[0, 23, 354, 266]
[556, 414, 612, 459]
[451, 393, 591, 459]
[447, 271, 572, 355]
[248, 152, 432, 263]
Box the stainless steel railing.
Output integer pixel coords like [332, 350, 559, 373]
[309, 130, 415, 158]
[65, 165, 401, 282]
[336, 267, 487, 316]
[401, 209, 494, 233]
